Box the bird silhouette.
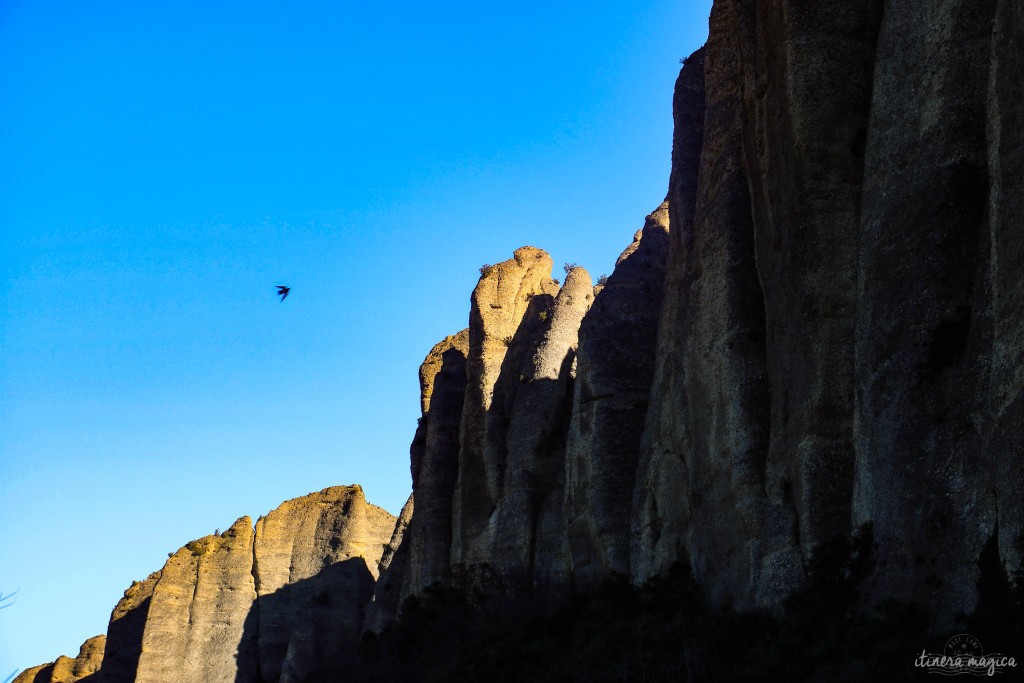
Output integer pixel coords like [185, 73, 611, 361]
[276, 285, 290, 301]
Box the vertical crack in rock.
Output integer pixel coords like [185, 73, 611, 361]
[490, 265, 596, 592]
[452, 248, 560, 565]
[362, 494, 414, 633]
[248, 527, 262, 683]
[566, 204, 670, 589]
[739, 0, 884, 605]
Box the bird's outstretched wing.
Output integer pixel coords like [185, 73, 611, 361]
[276, 285, 290, 301]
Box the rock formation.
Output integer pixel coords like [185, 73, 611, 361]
[565, 207, 670, 589]
[362, 494, 413, 633]
[134, 517, 257, 683]
[369, 212, 666, 618]
[20, 486, 395, 683]
[630, 0, 1024, 622]
[251, 486, 394, 683]
[375, 0, 1024, 627]
[101, 573, 160, 683]
[18, 0, 1024, 678]
[13, 636, 105, 683]
[451, 247, 561, 566]
[490, 264, 595, 590]
[407, 330, 469, 595]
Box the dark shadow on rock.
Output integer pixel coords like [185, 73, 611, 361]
[235, 557, 375, 683]
[23, 666, 52, 683]
[100, 595, 152, 683]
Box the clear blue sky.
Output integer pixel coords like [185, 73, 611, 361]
[0, 0, 711, 675]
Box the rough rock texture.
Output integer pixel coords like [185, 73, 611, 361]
[252, 485, 394, 683]
[987, 0, 1024, 593]
[12, 665, 52, 683]
[853, 0, 1001, 615]
[451, 248, 560, 565]
[566, 206, 670, 589]
[633, 30, 791, 607]
[101, 571, 160, 683]
[489, 265, 595, 590]
[743, 0, 882, 581]
[135, 517, 258, 683]
[629, 0, 1024, 622]
[631, 50, 708, 593]
[51, 636, 105, 683]
[407, 331, 469, 595]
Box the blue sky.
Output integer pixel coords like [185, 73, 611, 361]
[0, 0, 711, 675]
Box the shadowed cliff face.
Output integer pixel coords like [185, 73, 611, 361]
[381, 0, 1024, 626]
[100, 572, 160, 683]
[236, 559, 375, 683]
[854, 0, 998, 614]
[566, 208, 670, 589]
[631, 0, 1024, 621]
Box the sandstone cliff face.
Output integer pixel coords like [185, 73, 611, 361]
[135, 517, 258, 683]
[452, 248, 561, 566]
[23, 486, 395, 683]
[490, 265, 594, 590]
[252, 486, 394, 683]
[368, 222, 665, 618]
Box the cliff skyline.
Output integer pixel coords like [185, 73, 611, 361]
[0, 0, 713, 676]
[10, 0, 1024, 679]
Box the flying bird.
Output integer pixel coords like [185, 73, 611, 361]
[276, 285, 291, 302]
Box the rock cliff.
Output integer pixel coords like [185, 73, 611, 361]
[21, 486, 394, 683]
[630, 0, 1024, 621]
[370, 209, 668, 618]
[451, 247, 561, 566]
[374, 0, 1024, 628]
[101, 573, 160, 683]
[18, 0, 1024, 678]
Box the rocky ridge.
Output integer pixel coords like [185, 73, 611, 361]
[21, 486, 394, 683]
[19, 0, 1024, 678]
